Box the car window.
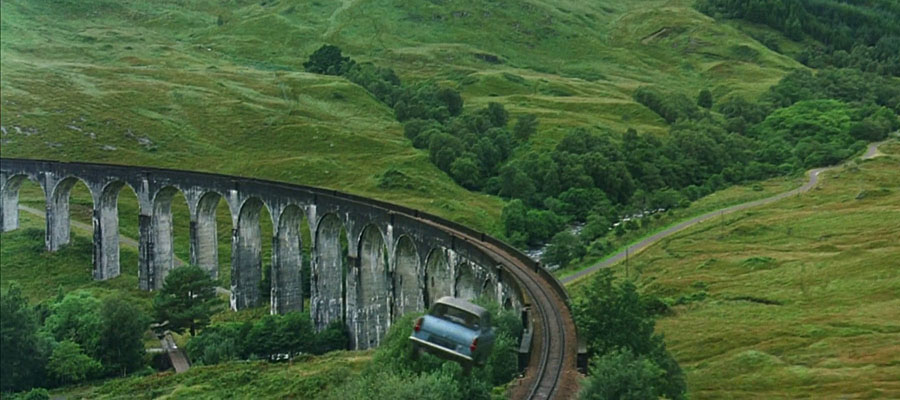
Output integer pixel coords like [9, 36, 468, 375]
[430, 304, 481, 330]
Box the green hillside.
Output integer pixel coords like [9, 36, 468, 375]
[0, 0, 803, 232]
[3, 0, 899, 398]
[617, 141, 900, 398]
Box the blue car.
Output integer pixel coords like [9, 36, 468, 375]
[409, 296, 496, 367]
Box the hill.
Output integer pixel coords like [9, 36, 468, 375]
[617, 140, 900, 397]
[0, 0, 803, 233]
[3, 0, 899, 398]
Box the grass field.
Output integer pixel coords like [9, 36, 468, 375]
[5, 1, 893, 398]
[2, 0, 808, 294]
[0, 209, 147, 304]
[51, 351, 371, 399]
[1, 0, 803, 236]
[555, 173, 804, 279]
[605, 143, 900, 398]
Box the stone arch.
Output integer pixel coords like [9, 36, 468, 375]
[193, 191, 225, 280]
[454, 261, 495, 302]
[1, 173, 41, 232]
[312, 213, 346, 331]
[391, 235, 421, 320]
[424, 248, 452, 308]
[454, 261, 479, 301]
[353, 224, 390, 350]
[272, 204, 305, 314]
[93, 180, 138, 281]
[149, 186, 188, 289]
[46, 176, 94, 251]
[232, 197, 269, 310]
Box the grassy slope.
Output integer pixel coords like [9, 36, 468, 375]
[555, 173, 804, 278]
[0, 0, 502, 233]
[616, 143, 900, 398]
[0, 0, 801, 233]
[1, 0, 805, 291]
[52, 351, 371, 399]
[0, 210, 147, 304]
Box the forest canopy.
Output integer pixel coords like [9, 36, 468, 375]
[696, 0, 900, 75]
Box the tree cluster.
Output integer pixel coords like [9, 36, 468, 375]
[303, 45, 530, 193]
[186, 313, 348, 364]
[634, 86, 700, 123]
[304, 46, 898, 271]
[696, 0, 900, 76]
[573, 270, 686, 399]
[1, 284, 148, 394]
[504, 66, 897, 265]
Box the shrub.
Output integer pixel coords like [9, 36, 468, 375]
[47, 340, 101, 385]
[186, 327, 240, 365]
[324, 369, 461, 400]
[303, 44, 355, 76]
[13, 388, 50, 400]
[578, 349, 663, 400]
[698, 89, 713, 109]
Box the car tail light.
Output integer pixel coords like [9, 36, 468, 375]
[469, 338, 478, 353]
[414, 317, 423, 332]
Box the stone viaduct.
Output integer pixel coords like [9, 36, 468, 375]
[0, 158, 528, 350]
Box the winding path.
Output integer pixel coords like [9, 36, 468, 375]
[561, 140, 892, 285]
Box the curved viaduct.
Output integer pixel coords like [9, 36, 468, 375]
[1, 158, 577, 398]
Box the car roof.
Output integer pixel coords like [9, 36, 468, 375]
[434, 296, 489, 316]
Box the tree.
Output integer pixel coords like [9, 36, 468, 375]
[438, 87, 464, 117]
[486, 102, 509, 128]
[43, 290, 103, 358]
[278, 312, 315, 356]
[543, 231, 585, 268]
[246, 314, 280, 359]
[303, 44, 355, 76]
[557, 188, 610, 222]
[1, 283, 46, 392]
[428, 132, 464, 172]
[697, 89, 713, 109]
[46, 340, 101, 385]
[524, 209, 564, 245]
[513, 114, 538, 142]
[449, 156, 483, 190]
[501, 199, 529, 245]
[572, 270, 686, 399]
[498, 164, 536, 201]
[311, 320, 349, 355]
[580, 213, 612, 243]
[153, 265, 220, 336]
[186, 327, 240, 365]
[98, 297, 149, 376]
[578, 349, 663, 400]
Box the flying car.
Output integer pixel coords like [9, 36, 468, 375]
[409, 296, 495, 368]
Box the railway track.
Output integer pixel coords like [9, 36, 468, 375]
[496, 249, 571, 399]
